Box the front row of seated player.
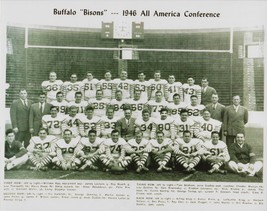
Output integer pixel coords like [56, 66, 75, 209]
[4, 128, 263, 177]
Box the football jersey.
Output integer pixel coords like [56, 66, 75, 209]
[103, 138, 127, 158]
[148, 79, 168, 100]
[109, 99, 128, 118]
[167, 102, 188, 118]
[126, 98, 147, 118]
[55, 136, 80, 160]
[42, 114, 66, 136]
[151, 116, 175, 139]
[63, 81, 84, 102]
[146, 99, 169, 119]
[98, 79, 114, 99]
[113, 78, 134, 99]
[62, 114, 84, 137]
[194, 117, 222, 142]
[202, 140, 230, 161]
[148, 138, 172, 152]
[181, 84, 201, 104]
[173, 117, 196, 138]
[82, 78, 99, 100]
[166, 82, 183, 102]
[100, 116, 120, 137]
[76, 137, 104, 156]
[68, 101, 88, 114]
[80, 115, 101, 137]
[126, 138, 149, 153]
[27, 135, 57, 153]
[186, 104, 206, 120]
[88, 98, 110, 117]
[41, 80, 63, 101]
[50, 100, 69, 114]
[132, 80, 151, 101]
[135, 118, 154, 140]
[173, 138, 203, 155]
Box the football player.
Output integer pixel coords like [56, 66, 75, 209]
[167, 93, 187, 119]
[173, 130, 203, 173]
[52, 129, 81, 170]
[100, 106, 119, 139]
[186, 95, 205, 121]
[41, 72, 63, 103]
[113, 70, 133, 99]
[75, 129, 104, 171]
[126, 89, 146, 118]
[135, 109, 154, 140]
[125, 131, 150, 173]
[181, 77, 201, 104]
[80, 105, 101, 137]
[202, 131, 229, 174]
[42, 106, 66, 139]
[109, 90, 127, 118]
[173, 109, 195, 139]
[132, 71, 150, 101]
[27, 128, 57, 171]
[88, 89, 110, 117]
[166, 75, 183, 103]
[100, 130, 132, 172]
[63, 73, 83, 102]
[67, 91, 88, 114]
[148, 70, 168, 100]
[147, 131, 173, 172]
[194, 110, 222, 142]
[50, 91, 68, 114]
[146, 90, 169, 119]
[151, 108, 175, 140]
[82, 72, 99, 101]
[98, 70, 115, 100]
[62, 105, 84, 137]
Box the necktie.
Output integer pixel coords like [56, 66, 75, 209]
[212, 104, 216, 110]
[23, 99, 27, 108]
[40, 103, 43, 114]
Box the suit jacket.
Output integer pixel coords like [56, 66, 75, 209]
[206, 103, 225, 122]
[201, 86, 217, 106]
[29, 102, 52, 135]
[10, 99, 33, 131]
[223, 105, 248, 136]
[116, 117, 136, 141]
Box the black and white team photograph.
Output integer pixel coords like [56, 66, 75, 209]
[4, 20, 264, 183]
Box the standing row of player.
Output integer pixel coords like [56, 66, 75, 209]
[42, 70, 211, 105]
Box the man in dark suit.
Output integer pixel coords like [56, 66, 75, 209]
[206, 94, 225, 122]
[10, 89, 33, 147]
[206, 94, 225, 139]
[201, 78, 217, 106]
[29, 93, 52, 136]
[116, 107, 136, 141]
[223, 95, 248, 147]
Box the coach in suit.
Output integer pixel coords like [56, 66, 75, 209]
[223, 95, 248, 147]
[29, 93, 52, 136]
[10, 89, 33, 147]
[206, 94, 225, 122]
[201, 78, 217, 106]
[206, 94, 225, 139]
[116, 107, 136, 141]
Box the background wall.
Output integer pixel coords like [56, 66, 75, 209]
[5, 26, 264, 110]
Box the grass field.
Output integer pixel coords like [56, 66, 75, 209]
[5, 127, 263, 183]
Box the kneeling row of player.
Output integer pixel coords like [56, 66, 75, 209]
[5, 128, 262, 176]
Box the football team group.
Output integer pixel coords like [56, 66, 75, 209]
[5, 70, 263, 177]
